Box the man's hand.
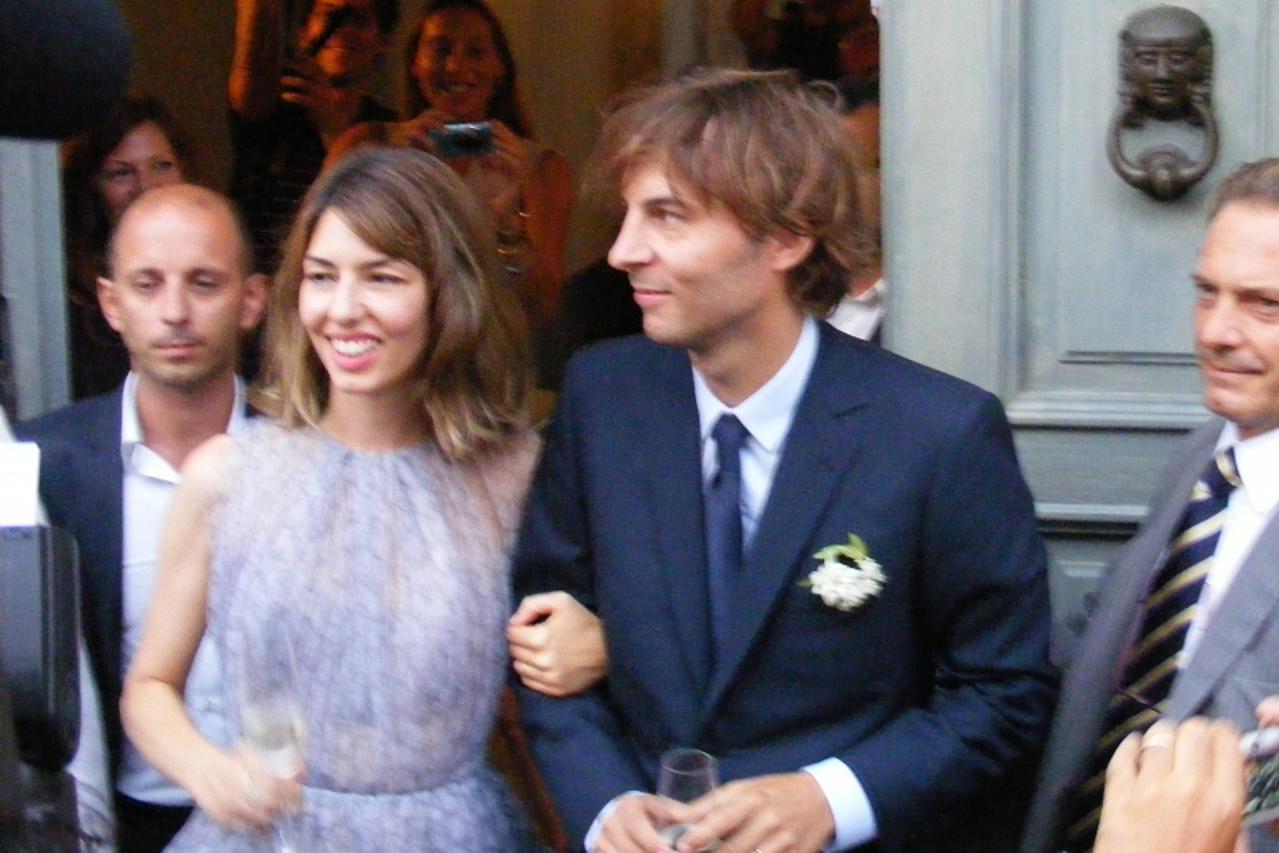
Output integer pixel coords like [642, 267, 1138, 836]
[595, 793, 678, 853]
[673, 772, 835, 853]
[1094, 718, 1244, 853]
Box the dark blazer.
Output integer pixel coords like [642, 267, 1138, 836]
[1023, 420, 1279, 853]
[514, 324, 1057, 851]
[15, 391, 127, 781]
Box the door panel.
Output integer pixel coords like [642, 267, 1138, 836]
[884, 0, 1279, 653]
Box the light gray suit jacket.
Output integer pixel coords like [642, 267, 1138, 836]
[1023, 419, 1279, 853]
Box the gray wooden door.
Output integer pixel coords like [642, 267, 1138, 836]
[881, 0, 1279, 654]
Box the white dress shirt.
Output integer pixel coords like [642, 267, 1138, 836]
[585, 318, 876, 852]
[1183, 422, 1279, 664]
[825, 278, 884, 343]
[116, 373, 241, 804]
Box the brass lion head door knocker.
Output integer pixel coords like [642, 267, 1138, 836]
[1107, 5, 1218, 201]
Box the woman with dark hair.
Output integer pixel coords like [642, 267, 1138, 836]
[120, 148, 540, 850]
[61, 96, 192, 398]
[331, 0, 573, 381]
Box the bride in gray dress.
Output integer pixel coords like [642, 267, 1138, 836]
[121, 148, 539, 850]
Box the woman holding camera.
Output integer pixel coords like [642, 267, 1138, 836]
[331, 0, 572, 380]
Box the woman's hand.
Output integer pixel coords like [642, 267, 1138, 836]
[395, 108, 458, 154]
[187, 743, 304, 831]
[1094, 719, 1244, 853]
[508, 591, 608, 697]
[279, 55, 356, 141]
[1255, 696, 1279, 729]
[480, 120, 534, 226]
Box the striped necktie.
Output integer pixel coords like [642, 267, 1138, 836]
[1064, 446, 1241, 851]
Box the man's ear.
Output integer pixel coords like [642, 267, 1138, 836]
[97, 277, 123, 333]
[766, 231, 817, 274]
[240, 273, 269, 332]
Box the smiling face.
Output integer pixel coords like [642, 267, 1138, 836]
[99, 187, 264, 394]
[411, 7, 506, 122]
[1194, 202, 1279, 439]
[607, 164, 807, 365]
[299, 209, 432, 408]
[95, 121, 184, 223]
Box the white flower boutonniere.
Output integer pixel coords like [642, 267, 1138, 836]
[800, 534, 886, 612]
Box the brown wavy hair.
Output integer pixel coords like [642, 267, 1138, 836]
[588, 67, 873, 316]
[61, 96, 194, 301]
[256, 147, 530, 459]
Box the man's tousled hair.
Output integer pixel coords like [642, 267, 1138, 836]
[588, 67, 874, 315]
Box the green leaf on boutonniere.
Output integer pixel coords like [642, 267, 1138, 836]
[812, 533, 869, 564]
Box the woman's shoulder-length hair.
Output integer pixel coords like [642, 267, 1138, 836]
[256, 147, 531, 460]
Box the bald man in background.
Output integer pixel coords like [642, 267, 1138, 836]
[17, 184, 266, 851]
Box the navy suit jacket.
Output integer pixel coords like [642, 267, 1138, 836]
[16, 391, 128, 782]
[514, 325, 1057, 851]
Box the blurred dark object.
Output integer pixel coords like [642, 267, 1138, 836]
[0, 526, 84, 851]
[732, 0, 876, 83]
[489, 687, 568, 852]
[0, 0, 131, 140]
[547, 258, 642, 389]
[0, 291, 14, 417]
[0, 527, 79, 771]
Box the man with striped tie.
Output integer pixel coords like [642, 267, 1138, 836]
[1024, 158, 1279, 853]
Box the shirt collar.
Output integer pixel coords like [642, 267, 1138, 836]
[693, 316, 820, 453]
[851, 278, 884, 307]
[1216, 421, 1279, 516]
[120, 372, 248, 463]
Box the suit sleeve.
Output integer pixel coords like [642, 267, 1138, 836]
[837, 393, 1058, 849]
[512, 364, 649, 847]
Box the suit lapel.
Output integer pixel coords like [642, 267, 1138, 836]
[87, 395, 126, 700]
[640, 350, 716, 702]
[699, 330, 868, 722]
[1043, 430, 1210, 797]
[1168, 500, 1279, 719]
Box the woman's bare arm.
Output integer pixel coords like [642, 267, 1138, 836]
[121, 435, 298, 828]
[229, 0, 287, 122]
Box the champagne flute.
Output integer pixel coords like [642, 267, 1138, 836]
[239, 621, 306, 852]
[241, 693, 305, 852]
[656, 748, 718, 847]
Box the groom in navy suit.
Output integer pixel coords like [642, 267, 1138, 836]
[513, 69, 1057, 852]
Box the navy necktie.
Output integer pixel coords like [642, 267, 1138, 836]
[705, 414, 749, 660]
[1065, 447, 1241, 851]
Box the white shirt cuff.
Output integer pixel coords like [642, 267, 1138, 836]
[803, 757, 878, 851]
[584, 791, 643, 852]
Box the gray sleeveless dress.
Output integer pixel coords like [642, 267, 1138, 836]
[167, 421, 540, 852]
